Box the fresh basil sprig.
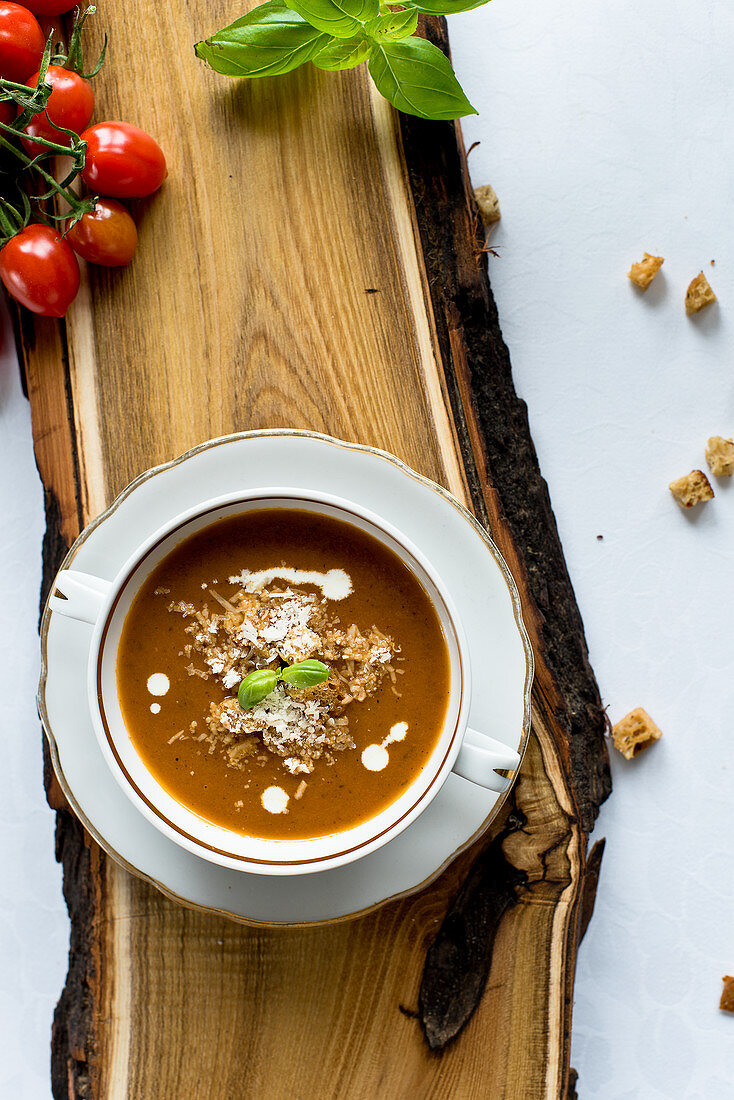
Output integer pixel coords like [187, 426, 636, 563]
[194, 0, 482, 120]
[238, 659, 330, 709]
[369, 37, 474, 120]
[287, 0, 378, 39]
[194, 2, 330, 78]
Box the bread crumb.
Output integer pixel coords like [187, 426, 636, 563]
[705, 436, 734, 477]
[612, 708, 662, 760]
[720, 976, 734, 1013]
[669, 469, 714, 508]
[627, 253, 664, 290]
[685, 271, 717, 314]
[474, 185, 500, 228]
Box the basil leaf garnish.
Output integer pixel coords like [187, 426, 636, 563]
[237, 660, 330, 708]
[238, 668, 280, 709]
[195, 0, 330, 78]
[280, 659, 331, 688]
[368, 38, 477, 120]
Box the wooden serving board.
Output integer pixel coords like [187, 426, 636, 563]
[16, 6, 611, 1098]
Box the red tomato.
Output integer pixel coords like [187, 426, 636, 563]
[22, 66, 94, 153]
[0, 98, 14, 126]
[0, 224, 80, 316]
[80, 122, 167, 198]
[21, 0, 76, 14]
[0, 2, 44, 83]
[66, 199, 138, 267]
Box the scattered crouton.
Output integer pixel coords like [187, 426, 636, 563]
[612, 708, 662, 760]
[705, 436, 734, 477]
[685, 271, 717, 314]
[474, 185, 500, 228]
[720, 976, 734, 1013]
[669, 469, 714, 509]
[627, 253, 664, 290]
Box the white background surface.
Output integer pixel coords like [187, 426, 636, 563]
[1, 0, 733, 1096]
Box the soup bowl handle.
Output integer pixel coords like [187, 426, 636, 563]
[49, 570, 111, 626]
[453, 728, 522, 792]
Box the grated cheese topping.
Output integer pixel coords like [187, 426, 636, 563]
[164, 578, 397, 776]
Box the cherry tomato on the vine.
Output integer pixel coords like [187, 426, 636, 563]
[21, 66, 94, 153]
[66, 199, 138, 267]
[21, 0, 76, 14]
[0, 2, 44, 83]
[80, 121, 167, 198]
[0, 224, 80, 316]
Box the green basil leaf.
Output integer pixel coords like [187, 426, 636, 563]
[364, 9, 418, 42]
[401, 0, 488, 12]
[284, 0, 378, 39]
[280, 659, 331, 688]
[312, 35, 370, 69]
[368, 38, 477, 119]
[238, 668, 279, 709]
[195, 0, 330, 78]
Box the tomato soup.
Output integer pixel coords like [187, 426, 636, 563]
[116, 510, 450, 840]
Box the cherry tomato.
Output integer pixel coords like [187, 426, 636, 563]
[66, 199, 138, 267]
[21, 65, 94, 153]
[0, 2, 44, 83]
[21, 0, 76, 14]
[0, 224, 80, 316]
[80, 121, 167, 199]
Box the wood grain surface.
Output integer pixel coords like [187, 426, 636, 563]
[15, 5, 610, 1097]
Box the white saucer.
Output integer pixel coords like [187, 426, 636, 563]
[39, 432, 533, 925]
